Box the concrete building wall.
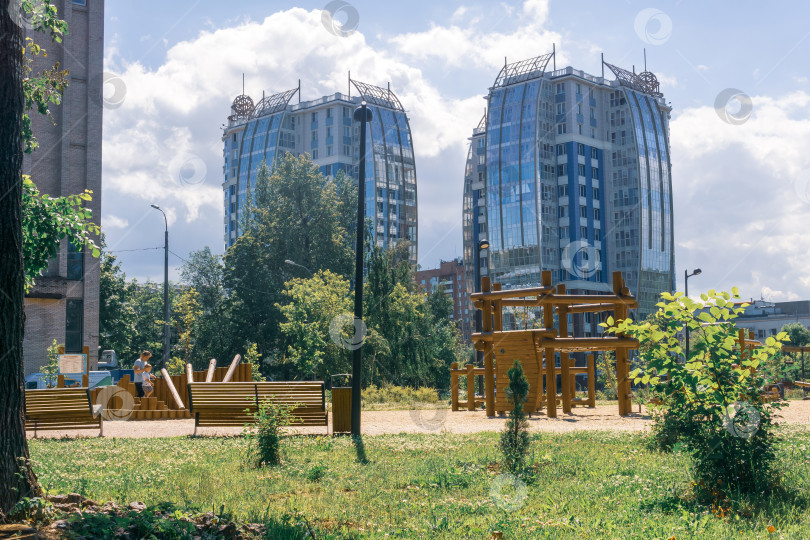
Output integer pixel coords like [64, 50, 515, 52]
[22, 0, 104, 375]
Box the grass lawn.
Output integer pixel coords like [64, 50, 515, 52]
[29, 428, 810, 539]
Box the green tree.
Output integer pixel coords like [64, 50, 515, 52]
[224, 153, 355, 373]
[277, 270, 353, 380]
[604, 288, 787, 500]
[173, 287, 202, 367]
[98, 240, 135, 358]
[771, 322, 810, 383]
[179, 247, 233, 366]
[499, 360, 531, 476]
[41, 339, 61, 388]
[2, 1, 99, 514]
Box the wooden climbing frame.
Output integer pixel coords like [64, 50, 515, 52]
[456, 270, 640, 418]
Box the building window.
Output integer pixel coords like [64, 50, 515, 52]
[580, 206, 587, 218]
[557, 123, 566, 134]
[578, 124, 583, 134]
[557, 103, 565, 115]
[576, 83, 582, 95]
[232, 133, 236, 142]
[591, 147, 598, 159]
[311, 131, 317, 141]
[593, 187, 600, 200]
[594, 208, 600, 220]
[326, 108, 332, 118]
[576, 103, 582, 115]
[327, 146, 333, 156]
[580, 226, 588, 237]
[579, 185, 587, 197]
[67, 242, 83, 280]
[578, 143, 585, 156]
[558, 185, 568, 197]
[344, 107, 350, 117]
[557, 164, 567, 176]
[312, 149, 318, 159]
[326, 127, 332, 138]
[592, 167, 599, 178]
[556, 144, 566, 156]
[594, 229, 601, 241]
[311, 112, 317, 122]
[72, 0, 86, 5]
[559, 206, 567, 218]
[578, 164, 586, 177]
[556, 83, 565, 94]
[65, 299, 83, 353]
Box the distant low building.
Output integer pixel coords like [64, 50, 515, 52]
[416, 259, 472, 341]
[734, 300, 810, 341]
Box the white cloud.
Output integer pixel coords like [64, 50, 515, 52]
[102, 215, 129, 229]
[388, 0, 562, 71]
[671, 90, 810, 300]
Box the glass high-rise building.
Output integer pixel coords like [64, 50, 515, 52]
[463, 52, 674, 323]
[222, 79, 418, 262]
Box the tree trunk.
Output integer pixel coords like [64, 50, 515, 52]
[0, 0, 41, 518]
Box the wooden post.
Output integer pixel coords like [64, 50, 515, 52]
[539, 270, 554, 414]
[545, 347, 557, 418]
[466, 363, 475, 411]
[205, 359, 217, 382]
[587, 354, 596, 407]
[451, 362, 459, 411]
[82, 374, 89, 388]
[222, 354, 241, 382]
[558, 284, 572, 414]
[482, 277, 496, 417]
[186, 363, 194, 385]
[613, 272, 631, 416]
[160, 368, 185, 409]
[57, 374, 65, 388]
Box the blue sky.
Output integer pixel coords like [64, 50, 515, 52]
[100, 0, 810, 301]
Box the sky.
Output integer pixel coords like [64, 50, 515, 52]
[99, 0, 810, 302]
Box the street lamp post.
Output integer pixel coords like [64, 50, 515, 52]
[151, 204, 170, 369]
[351, 101, 372, 437]
[684, 268, 702, 360]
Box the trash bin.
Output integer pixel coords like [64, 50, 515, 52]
[331, 374, 352, 434]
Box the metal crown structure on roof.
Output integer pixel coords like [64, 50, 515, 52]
[493, 51, 555, 88]
[602, 60, 662, 97]
[349, 79, 404, 111]
[248, 87, 299, 119]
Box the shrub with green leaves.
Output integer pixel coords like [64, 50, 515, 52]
[244, 399, 296, 467]
[499, 360, 531, 476]
[603, 288, 787, 501]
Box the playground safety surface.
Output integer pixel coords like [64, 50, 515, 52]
[25, 400, 810, 439]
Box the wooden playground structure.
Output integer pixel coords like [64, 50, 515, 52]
[52, 355, 253, 420]
[451, 270, 640, 418]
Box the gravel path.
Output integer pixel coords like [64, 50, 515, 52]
[27, 400, 810, 439]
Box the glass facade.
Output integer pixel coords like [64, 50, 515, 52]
[464, 57, 674, 322]
[222, 82, 418, 263]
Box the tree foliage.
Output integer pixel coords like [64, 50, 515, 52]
[499, 360, 531, 476]
[603, 288, 787, 502]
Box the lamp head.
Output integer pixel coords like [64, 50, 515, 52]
[353, 102, 373, 122]
[150, 204, 160, 210]
[694, 268, 702, 276]
[284, 260, 295, 265]
[478, 239, 490, 251]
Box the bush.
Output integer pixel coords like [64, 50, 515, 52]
[362, 384, 438, 405]
[603, 288, 787, 503]
[244, 399, 295, 467]
[499, 360, 531, 476]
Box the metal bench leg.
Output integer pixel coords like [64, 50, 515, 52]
[99, 417, 104, 438]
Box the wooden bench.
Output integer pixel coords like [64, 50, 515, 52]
[25, 388, 101, 437]
[187, 381, 328, 435]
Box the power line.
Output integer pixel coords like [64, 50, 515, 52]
[107, 246, 162, 253]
